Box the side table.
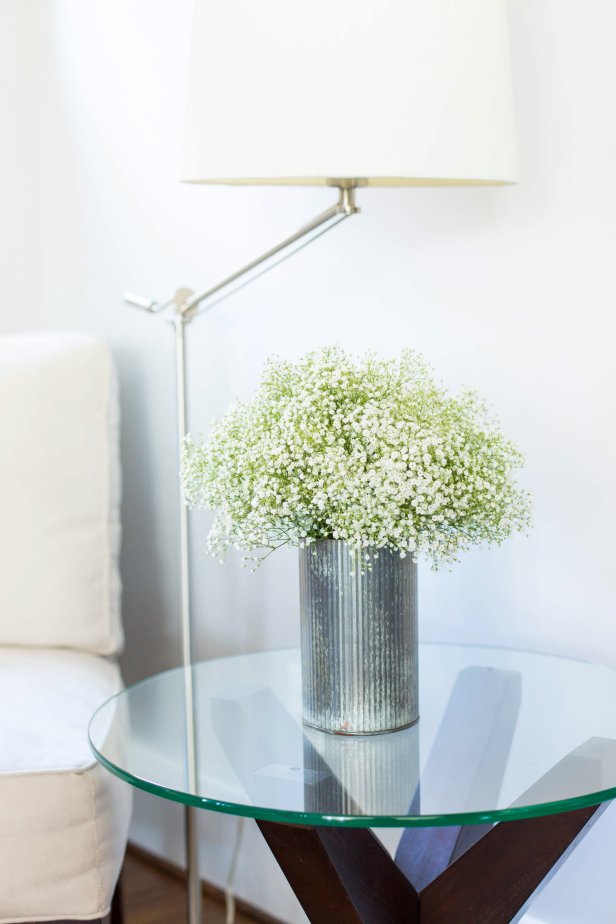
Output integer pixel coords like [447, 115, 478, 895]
[89, 645, 616, 923]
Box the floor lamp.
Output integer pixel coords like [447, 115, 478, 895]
[125, 1, 517, 921]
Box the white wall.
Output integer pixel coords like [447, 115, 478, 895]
[0, 2, 40, 324]
[2, 2, 616, 921]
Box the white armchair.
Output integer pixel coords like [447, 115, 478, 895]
[0, 332, 131, 923]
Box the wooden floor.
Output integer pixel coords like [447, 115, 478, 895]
[122, 849, 264, 924]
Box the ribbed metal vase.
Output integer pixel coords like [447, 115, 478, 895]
[299, 540, 418, 735]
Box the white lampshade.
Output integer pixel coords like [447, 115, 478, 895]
[181, 0, 517, 187]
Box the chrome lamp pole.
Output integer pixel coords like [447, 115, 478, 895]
[123, 183, 359, 924]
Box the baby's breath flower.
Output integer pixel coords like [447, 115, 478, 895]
[182, 347, 531, 568]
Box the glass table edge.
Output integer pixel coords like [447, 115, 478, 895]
[88, 733, 616, 829]
[88, 643, 616, 828]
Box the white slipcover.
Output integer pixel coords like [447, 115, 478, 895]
[0, 332, 131, 922]
[0, 649, 131, 923]
[0, 332, 122, 655]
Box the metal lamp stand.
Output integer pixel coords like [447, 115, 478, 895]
[124, 183, 359, 924]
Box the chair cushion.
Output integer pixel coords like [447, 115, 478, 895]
[0, 648, 132, 922]
[0, 332, 122, 654]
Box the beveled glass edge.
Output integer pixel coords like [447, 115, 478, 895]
[87, 739, 616, 827]
[88, 643, 616, 828]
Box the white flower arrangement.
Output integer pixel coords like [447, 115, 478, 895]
[182, 347, 531, 568]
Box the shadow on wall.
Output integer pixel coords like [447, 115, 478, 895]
[115, 343, 182, 683]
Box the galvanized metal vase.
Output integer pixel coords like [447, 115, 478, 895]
[299, 540, 418, 735]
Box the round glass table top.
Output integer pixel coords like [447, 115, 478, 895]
[89, 644, 616, 828]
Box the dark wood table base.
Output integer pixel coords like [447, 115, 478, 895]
[256, 675, 616, 923]
[258, 802, 605, 924]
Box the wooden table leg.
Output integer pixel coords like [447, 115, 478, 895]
[257, 821, 419, 924]
[419, 802, 605, 923]
[414, 736, 616, 921]
[258, 802, 605, 924]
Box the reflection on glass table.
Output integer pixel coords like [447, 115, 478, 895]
[90, 645, 616, 923]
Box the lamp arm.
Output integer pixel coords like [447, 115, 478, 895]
[123, 184, 359, 323]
